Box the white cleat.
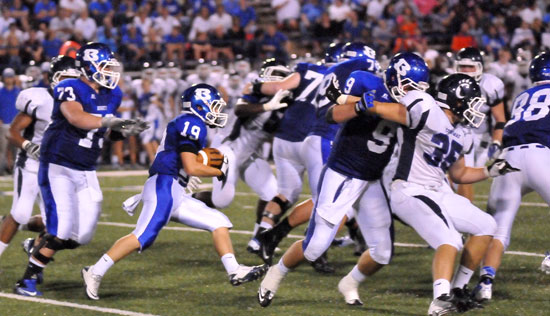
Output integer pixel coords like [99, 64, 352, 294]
[338, 274, 363, 306]
[229, 264, 268, 286]
[541, 252, 550, 274]
[428, 295, 457, 316]
[473, 280, 492, 302]
[257, 265, 285, 307]
[81, 266, 102, 300]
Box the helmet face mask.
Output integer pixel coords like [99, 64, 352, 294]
[462, 96, 486, 128]
[454, 47, 484, 82]
[49, 55, 81, 89]
[259, 58, 290, 82]
[90, 58, 121, 89]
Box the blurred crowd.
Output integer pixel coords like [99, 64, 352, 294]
[1, 0, 550, 172]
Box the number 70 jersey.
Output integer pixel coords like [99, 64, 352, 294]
[393, 91, 473, 187]
[40, 78, 122, 171]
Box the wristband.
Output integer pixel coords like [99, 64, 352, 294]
[494, 122, 506, 130]
[22, 140, 30, 150]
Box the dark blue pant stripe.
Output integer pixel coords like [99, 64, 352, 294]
[413, 195, 449, 228]
[138, 175, 174, 250]
[38, 162, 59, 236]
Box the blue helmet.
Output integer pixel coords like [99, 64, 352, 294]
[529, 52, 550, 83]
[339, 42, 379, 73]
[324, 42, 345, 65]
[384, 52, 430, 101]
[182, 84, 228, 128]
[75, 42, 121, 89]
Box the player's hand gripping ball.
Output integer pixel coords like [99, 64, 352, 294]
[197, 148, 225, 169]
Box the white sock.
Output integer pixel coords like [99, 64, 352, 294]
[260, 221, 273, 230]
[92, 254, 115, 277]
[452, 265, 474, 289]
[221, 253, 240, 274]
[350, 265, 367, 283]
[29, 256, 46, 268]
[433, 279, 450, 299]
[0, 241, 8, 257]
[277, 258, 290, 275]
[252, 223, 260, 236]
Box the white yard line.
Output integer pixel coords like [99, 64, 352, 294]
[97, 222, 546, 258]
[0, 292, 158, 316]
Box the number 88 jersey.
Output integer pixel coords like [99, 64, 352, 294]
[393, 90, 473, 187]
[503, 83, 550, 149]
[41, 78, 122, 170]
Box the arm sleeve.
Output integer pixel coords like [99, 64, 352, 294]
[15, 90, 37, 117]
[486, 77, 505, 107]
[400, 90, 430, 130]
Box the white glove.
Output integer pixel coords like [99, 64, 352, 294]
[217, 154, 229, 182]
[263, 89, 291, 111]
[121, 118, 150, 137]
[484, 159, 520, 177]
[185, 176, 202, 194]
[22, 140, 40, 160]
[101, 116, 135, 132]
[122, 193, 143, 216]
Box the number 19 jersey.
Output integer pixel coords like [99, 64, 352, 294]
[394, 91, 472, 187]
[41, 78, 122, 171]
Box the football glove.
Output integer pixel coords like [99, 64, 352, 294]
[487, 141, 502, 160]
[22, 140, 40, 160]
[100, 117, 135, 132]
[263, 89, 291, 111]
[484, 159, 520, 177]
[121, 118, 150, 137]
[185, 176, 202, 194]
[217, 154, 229, 182]
[122, 193, 143, 216]
[326, 76, 343, 103]
[356, 90, 375, 114]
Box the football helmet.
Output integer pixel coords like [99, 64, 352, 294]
[49, 55, 81, 88]
[259, 58, 291, 81]
[384, 52, 430, 101]
[182, 84, 228, 128]
[339, 42, 379, 74]
[529, 51, 550, 84]
[324, 42, 345, 65]
[75, 42, 121, 89]
[454, 47, 484, 82]
[435, 73, 486, 128]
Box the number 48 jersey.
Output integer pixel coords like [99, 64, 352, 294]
[393, 90, 473, 187]
[41, 78, 122, 171]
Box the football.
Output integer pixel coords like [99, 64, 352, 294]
[197, 148, 224, 169]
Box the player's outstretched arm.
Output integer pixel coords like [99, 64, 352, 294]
[180, 152, 224, 178]
[342, 91, 408, 125]
[61, 101, 136, 131]
[234, 90, 291, 117]
[7, 112, 33, 148]
[448, 156, 519, 184]
[248, 73, 301, 95]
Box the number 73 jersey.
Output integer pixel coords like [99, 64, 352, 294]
[393, 90, 473, 187]
[41, 78, 122, 171]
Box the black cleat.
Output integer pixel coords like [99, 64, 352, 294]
[258, 229, 279, 265]
[451, 286, 484, 312]
[311, 252, 335, 274]
[229, 264, 269, 286]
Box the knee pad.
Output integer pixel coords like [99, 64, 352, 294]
[263, 196, 292, 224]
[31, 233, 64, 264]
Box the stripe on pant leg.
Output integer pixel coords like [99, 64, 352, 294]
[413, 195, 449, 228]
[380, 182, 395, 261]
[303, 167, 329, 252]
[38, 163, 59, 236]
[16, 167, 22, 198]
[137, 175, 174, 250]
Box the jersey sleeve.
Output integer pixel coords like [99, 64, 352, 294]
[484, 75, 505, 106]
[344, 71, 368, 96]
[53, 80, 83, 104]
[293, 63, 308, 77]
[173, 118, 207, 154]
[15, 89, 38, 117]
[112, 86, 123, 111]
[400, 90, 432, 130]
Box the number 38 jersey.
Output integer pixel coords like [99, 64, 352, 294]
[393, 90, 472, 187]
[327, 71, 397, 181]
[40, 78, 122, 171]
[149, 113, 207, 186]
[503, 83, 550, 149]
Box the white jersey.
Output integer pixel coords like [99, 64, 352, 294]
[473, 73, 505, 134]
[394, 90, 472, 187]
[186, 73, 221, 87]
[14, 87, 54, 171]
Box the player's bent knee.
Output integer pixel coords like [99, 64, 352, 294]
[474, 215, 497, 237]
[205, 212, 233, 232]
[369, 240, 393, 265]
[495, 235, 510, 250]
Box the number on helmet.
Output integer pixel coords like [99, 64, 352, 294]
[83, 49, 99, 62]
[194, 88, 211, 104]
[395, 59, 411, 76]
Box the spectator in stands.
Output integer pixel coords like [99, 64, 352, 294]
[300, 0, 323, 32]
[74, 9, 97, 41]
[531, 18, 546, 47]
[162, 0, 182, 17]
[520, 0, 542, 25]
[236, 0, 256, 33]
[145, 27, 163, 61]
[372, 19, 395, 54]
[367, 0, 389, 21]
[510, 20, 536, 48]
[42, 29, 62, 59]
[261, 24, 289, 61]
[34, 0, 57, 24]
[272, 0, 300, 30]
[343, 11, 366, 41]
[328, 0, 352, 24]
[97, 16, 117, 52]
[121, 23, 145, 64]
[7, 0, 29, 31]
[49, 8, 73, 42]
[134, 6, 153, 38]
[59, 0, 87, 18]
[0, 68, 20, 174]
[393, 6, 420, 53]
[208, 5, 233, 34]
[155, 6, 181, 37]
[165, 26, 186, 62]
[4, 24, 23, 71]
[467, 15, 483, 46]
[210, 26, 234, 61]
[312, 12, 341, 55]
[226, 17, 245, 56]
[192, 31, 213, 60]
[192, 0, 216, 15]
[189, 6, 211, 41]
[488, 47, 518, 85]
[89, 0, 114, 24]
[22, 29, 44, 64]
[451, 22, 476, 52]
[505, 6, 523, 35]
[482, 25, 507, 57]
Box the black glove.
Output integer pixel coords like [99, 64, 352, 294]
[326, 76, 343, 104]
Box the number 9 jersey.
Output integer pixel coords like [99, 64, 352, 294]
[40, 78, 122, 170]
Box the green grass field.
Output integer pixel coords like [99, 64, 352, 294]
[0, 173, 549, 316]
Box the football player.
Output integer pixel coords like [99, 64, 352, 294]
[14, 42, 148, 297]
[351, 55, 518, 315]
[454, 47, 507, 201]
[0, 56, 81, 261]
[472, 51, 550, 301]
[82, 84, 267, 300]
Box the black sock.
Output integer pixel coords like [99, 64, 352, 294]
[272, 217, 292, 240]
[22, 261, 44, 280]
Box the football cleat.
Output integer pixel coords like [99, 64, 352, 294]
[257, 264, 286, 307]
[258, 229, 278, 265]
[246, 238, 260, 254]
[82, 266, 102, 300]
[338, 274, 363, 306]
[428, 294, 457, 316]
[229, 264, 268, 286]
[311, 252, 335, 274]
[472, 276, 493, 302]
[14, 278, 42, 297]
[541, 251, 550, 274]
[451, 286, 483, 312]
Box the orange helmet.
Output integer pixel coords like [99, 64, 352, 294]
[59, 41, 81, 59]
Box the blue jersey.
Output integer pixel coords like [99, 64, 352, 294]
[149, 113, 208, 186]
[41, 78, 122, 170]
[275, 63, 327, 142]
[310, 58, 375, 140]
[503, 83, 550, 149]
[327, 71, 397, 181]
